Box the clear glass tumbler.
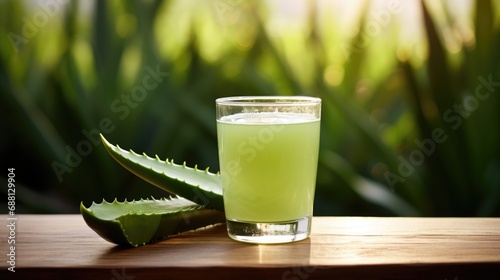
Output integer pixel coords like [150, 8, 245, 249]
[216, 96, 321, 244]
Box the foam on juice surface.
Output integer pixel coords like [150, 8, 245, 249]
[219, 112, 318, 125]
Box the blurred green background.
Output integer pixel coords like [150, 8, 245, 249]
[1, 0, 499, 216]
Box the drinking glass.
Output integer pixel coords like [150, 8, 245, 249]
[216, 96, 321, 244]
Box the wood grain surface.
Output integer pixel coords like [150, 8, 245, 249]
[1, 215, 499, 279]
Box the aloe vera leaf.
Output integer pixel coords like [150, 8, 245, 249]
[100, 134, 224, 211]
[80, 197, 225, 247]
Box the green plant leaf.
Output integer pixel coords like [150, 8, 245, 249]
[100, 134, 224, 211]
[320, 150, 419, 216]
[81, 197, 225, 247]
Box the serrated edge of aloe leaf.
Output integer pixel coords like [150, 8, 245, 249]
[88, 196, 202, 217]
[100, 134, 224, 211]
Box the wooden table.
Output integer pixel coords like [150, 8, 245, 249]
[1, 215, 499, 279]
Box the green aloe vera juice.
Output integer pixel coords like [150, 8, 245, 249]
[216, 96, 321, 244]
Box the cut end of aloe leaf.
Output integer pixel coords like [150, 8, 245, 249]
[81, 197, 225, 247]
